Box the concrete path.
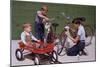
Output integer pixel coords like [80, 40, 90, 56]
[11, 36, 96, 66]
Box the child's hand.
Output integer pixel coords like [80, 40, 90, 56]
[37, 40, 41, 42]
[45, 17, 49, 21]
[25, 43, 29, 46]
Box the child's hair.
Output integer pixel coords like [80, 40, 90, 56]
[72, 20, 81, 24]
[72, 17, 86, 23]
[22, 23, 32, 29]
[41, 5, 48, 11]
[77, 17, 86, 22]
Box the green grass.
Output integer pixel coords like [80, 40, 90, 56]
[11, 1, 96, 40]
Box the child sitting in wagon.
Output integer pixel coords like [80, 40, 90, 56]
[19, 23, 40, 47]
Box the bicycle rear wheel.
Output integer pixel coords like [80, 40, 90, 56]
[84, 25, 93, 46]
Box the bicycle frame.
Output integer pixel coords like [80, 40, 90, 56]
[45, 19, 58, 43]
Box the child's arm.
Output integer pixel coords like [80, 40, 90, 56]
[37, 11, 49, 21]
[30, 32, 40, 42]
[21, 32, 27, 45]
[65, 30, 80, 43]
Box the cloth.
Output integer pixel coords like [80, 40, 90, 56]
[21, 31, 38, 45]
[34, 11, 45, 41]
[67, 41, 85, 56]
[35, 11, 43, 23]
[34, 22, 45, 41]
[77, 25, 86, 40]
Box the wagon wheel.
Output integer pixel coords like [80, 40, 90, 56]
[84, 25, 93, 46]
[57, 31, 67, 56]
[15, 49, 24, 61]
[34, 54, 40, 65]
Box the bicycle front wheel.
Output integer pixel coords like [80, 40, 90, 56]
[57, 31, 67, 56]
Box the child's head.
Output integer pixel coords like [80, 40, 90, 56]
[72, 20, 81, 28]
[72, 17, 85, 28]
[72, 17, 86, 23]
[22, 23, 32, 32]
[41, 5, 48, 15]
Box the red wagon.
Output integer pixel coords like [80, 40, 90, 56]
[15, 41, 58, 65]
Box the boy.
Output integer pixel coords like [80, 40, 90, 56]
[20, 23, 40, 46]
[34, 5, 49, 41]
[65, 19, 86, 56]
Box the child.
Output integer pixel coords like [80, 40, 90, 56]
[34, 5, 49, 41]
[65, 19, 87, 56]
[20, 23, 40, 46]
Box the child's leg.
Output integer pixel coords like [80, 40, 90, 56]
[34, 22, 45, 41]
[78, 41, 85, 51]
[67, 44, 80, 56]
[67, 41, 85, 56]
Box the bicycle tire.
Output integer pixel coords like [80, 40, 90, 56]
[84, 25, 94, 46]
[57, 31, 67, 56]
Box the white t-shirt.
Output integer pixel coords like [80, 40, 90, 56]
[77, 25, 86, 41]
[21, 31, 38, 44]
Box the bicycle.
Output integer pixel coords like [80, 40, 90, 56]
[57, 12, 94, 56]
[44, 18, 59, 44]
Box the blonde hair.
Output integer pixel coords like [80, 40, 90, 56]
[41, 5, 48, 11]
[22, 23, 32, 29]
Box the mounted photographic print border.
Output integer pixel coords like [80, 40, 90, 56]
[10, 0, 96, 66]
